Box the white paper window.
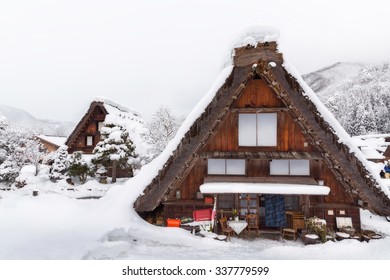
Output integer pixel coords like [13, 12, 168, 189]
[270, 159, 310, 176]
[257, 113, 277, 146]
[270, 160, 289, 175]
[238, 114, 257, 146]
[290, 160, 310, 176]
[86, 136, 93, 146]
[207, 159, 225, 175]
[226, 159, 246, 175]
[98, 122, 104, 131]
[208, 159, 246, 175]
[239, 113, 277, 146]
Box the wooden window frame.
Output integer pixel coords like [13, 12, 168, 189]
[97, 121, 104, 132]
[270, 159, 310, 176]
[207, 159, 246, 175]
[86, 135, 94, 146]
[238, 112, 277, 147]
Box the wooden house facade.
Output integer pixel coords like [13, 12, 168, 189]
[65, 98, 149, 178]
[37, 135, 66, 153]
[134, 37, 390, 233]
[66, 101, 107, 155]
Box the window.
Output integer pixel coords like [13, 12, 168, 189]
[97, 122, 104, 132]
[207, 159, 245, 175]
[285, 196, 299, 211]
[238, 113, 277, 146]
[218, 194, 235, 209]
[86, 136, 93, 146]
[270, 159, 310, 176]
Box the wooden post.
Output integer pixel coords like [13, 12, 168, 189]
[112, 160, 117, 183]
[304, 195, 310, 218]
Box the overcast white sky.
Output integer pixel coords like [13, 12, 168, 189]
[1, 0, 390, 122]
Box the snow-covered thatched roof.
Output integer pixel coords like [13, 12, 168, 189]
[130, 25, 390, 216]
[65, 97, 150, 158]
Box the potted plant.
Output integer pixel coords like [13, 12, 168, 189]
[232, 209, 239, 221]
[304, 217, 327, 244]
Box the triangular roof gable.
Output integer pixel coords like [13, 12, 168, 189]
[135, 39, 390, 216]
[66, 98, 150, 156]
[65, 101, 107, 152]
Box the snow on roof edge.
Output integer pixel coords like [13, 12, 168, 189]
[229, 24, 280, 49]
[117, 66, 234, 205]
[103, 25, 389, 213]
[221, 24, 280, 69]
[283, 60, 390, 197]
[94, 96, 143, 117]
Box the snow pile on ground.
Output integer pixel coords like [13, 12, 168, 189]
[2, 178, 390, 260]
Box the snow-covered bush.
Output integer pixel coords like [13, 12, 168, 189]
[14, 165, 37, 188]
[92, 120, 138, 183]
[49, 145, 68, 182]
[0, 118, 46, 183]
[305, 217, 328, 243]
[67, 151, 92, 184]
[0, 160, 19, 183]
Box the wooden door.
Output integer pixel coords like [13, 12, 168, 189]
[239, 194, 259, 218]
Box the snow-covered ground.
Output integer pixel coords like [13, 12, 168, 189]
[1, 173, 390, 260]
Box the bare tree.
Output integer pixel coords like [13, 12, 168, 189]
[143, 106, 182, 159]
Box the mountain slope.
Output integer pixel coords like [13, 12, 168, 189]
[0, 104, 74, 136]
[303, 62, 390, 136]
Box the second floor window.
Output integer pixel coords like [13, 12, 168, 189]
[207, 159, 246, 175]
[238, 113, 277, 147]
[97, 122, 104, 132]
[86, 136, 94, 146]
[270, 159, 310, 176]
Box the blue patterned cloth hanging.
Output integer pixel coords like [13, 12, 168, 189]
[264, 194, 287, 227]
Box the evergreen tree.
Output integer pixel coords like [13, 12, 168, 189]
[92, 120, 137, 183]
[49, 145, 68, 182]
[67, 151, 92, 184]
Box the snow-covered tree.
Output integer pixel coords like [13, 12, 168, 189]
[143, 106, 181, 159]
[67, 151, 92, 184]
[49, 145, 68, 182]
[0, 119, 46, 183]
[308, 62, 390, 136]
[0, 160, 19, 183]
[92, 119, 137, 183]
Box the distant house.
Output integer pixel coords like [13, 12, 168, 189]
[352, 134, 390, 163]
[384, 137, 390, 161]
[134, 27, 390, 232]
[37, 135, 67, 153]
[65, 97, 150, 177]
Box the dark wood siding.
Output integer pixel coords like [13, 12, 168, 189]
[204, 110, 312, 153]
[310, 205, 361, 230]
[68, 107, 105, 154]
[161, 76, 364, 229]
[234, 78, 284, 108]
[177, 158, 207, 200]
